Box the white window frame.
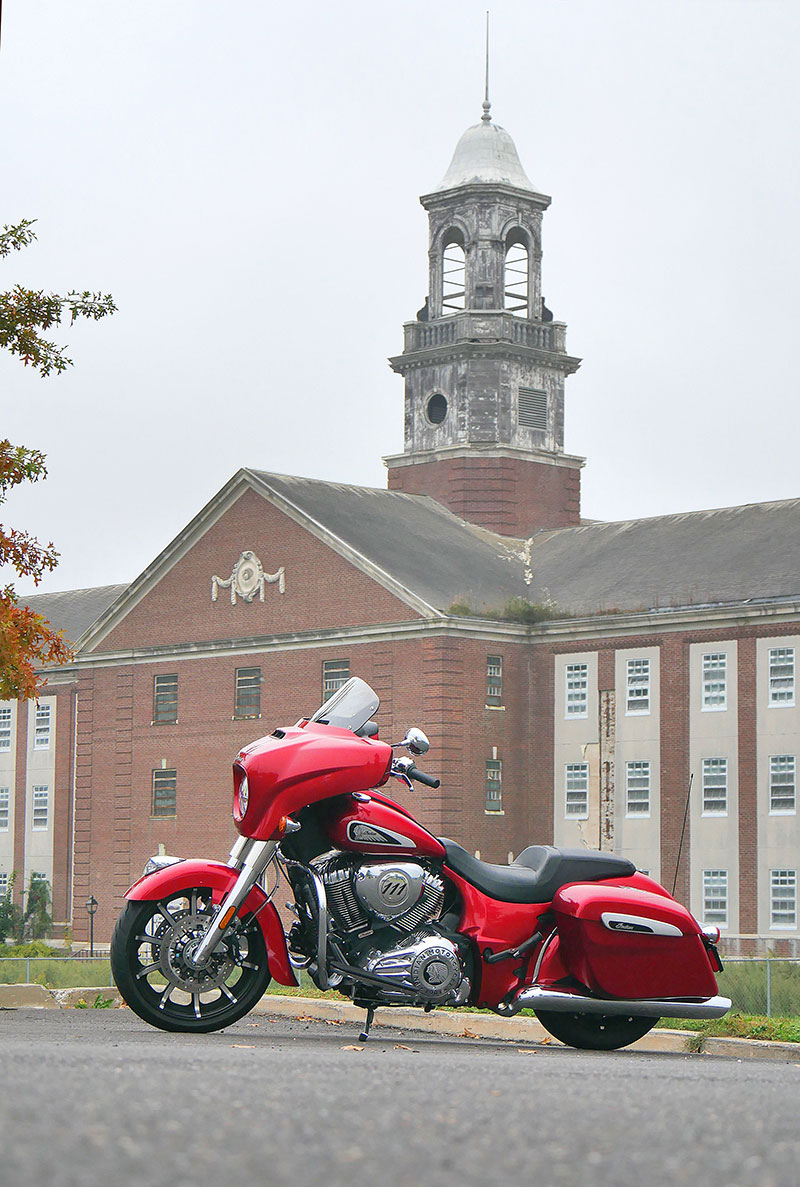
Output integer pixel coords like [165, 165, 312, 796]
[768, 647, 795, 707]
[565, 762, 589, 819]
[702, 652, 727, 711]
[322, 659, 350, 701]
[625, 761, 651, 817]
[626, 658, 650, 715]
[702, 757, 728, 816]
[32, 786, 49, 831]
[486, 656, 503, 707]
[0, 706, 12, 753]
[565, 663, 588, 719]
[0, 787, 9, 831]
[0, 871, 8, 897]
[769, 755, 796, 814]
[33, 703, 51, 751]
[770, 869, 797, 929]
[702, 869, 728, 928]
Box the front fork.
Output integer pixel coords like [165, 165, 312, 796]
[186, 837, 277, 968]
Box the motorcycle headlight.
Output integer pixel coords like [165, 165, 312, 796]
[238, 773, 249, 817]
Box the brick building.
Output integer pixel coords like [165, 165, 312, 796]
[4, 102, 800, 954]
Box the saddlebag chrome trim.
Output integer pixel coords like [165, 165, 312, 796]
[513, 987, 731, 1020]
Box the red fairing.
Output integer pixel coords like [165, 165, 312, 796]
[125, 860, 297, 987]
[233, 723, 392, 840]
[553, 882, 718, 999]
[327, 794, 446, 859]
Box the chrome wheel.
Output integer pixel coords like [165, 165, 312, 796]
[111, 888, 271, 1033]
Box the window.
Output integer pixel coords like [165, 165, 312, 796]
[486, 656, 503, 706]
[769, 647, 795, 706]
[32, 786, 49, 831]
[235, 667, 262, 719]
[626, 761, 651, 816]
[426, 393, 448, 425]
[151, 769, 177, 818]
[626, 658, 650, 714]
[441, 231, 466, 312]
[0, 788, 8, 831]
[702, 870, 728, 927]
[0, 872, 7, 898]
[504, 234, 528, 315]
[0, 706, 12, 752]
[485, 759, 503, 813]
[565, 763, 589, 818]
[770, 870, 797, 928]
[322, 660, 350, 701]
[702, 758, 728, 815]
[33, 703, 51, 750]
[769, 755, 796, 813]
[702, 653, 727, 710]
[565, 663, 588, 718]
[153, 674, 178, 724]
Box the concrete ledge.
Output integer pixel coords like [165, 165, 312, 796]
[52, 987, 123, 1008]
[0, 983, 61, 1009]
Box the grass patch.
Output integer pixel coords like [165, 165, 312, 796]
[0, 957, 112, 989]
[656, 1012, 800, 1044]
[447, 596, 563, 625]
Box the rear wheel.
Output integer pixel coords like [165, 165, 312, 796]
[534, 1010, 658, 1051]
[111, 888, 271, 1033]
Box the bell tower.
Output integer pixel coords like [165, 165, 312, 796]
[384, 100, 583, 536]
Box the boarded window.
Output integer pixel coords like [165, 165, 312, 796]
[486, 656, 503, 706]
[235, 667, 262, 719]
[565, 763, 589, 818]
[323, 660, 350, 701]
[153, 674, 178, 724]
[769, 755, 796, 813]
[626, 658, 650, 714]
[702, 758, 728, 815]
[151, 769, 177, 817]
[485, 759, 503, 813]
[703, 870, 728, 926]
[770, 869, 797, 927]
[626, 761, 651, 815]
[32, 786, 49, 831]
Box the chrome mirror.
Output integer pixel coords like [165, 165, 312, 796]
[402, 728, 429, 756]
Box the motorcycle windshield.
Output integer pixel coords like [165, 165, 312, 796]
[308, 676, 380, 732]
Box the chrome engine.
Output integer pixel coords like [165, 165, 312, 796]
[314, 855, 470, 1005]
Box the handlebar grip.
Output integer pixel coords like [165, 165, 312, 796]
[407, 764, 440, 789]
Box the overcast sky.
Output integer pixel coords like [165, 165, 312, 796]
[3, 0, 799, 597]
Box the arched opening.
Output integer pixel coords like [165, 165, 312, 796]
[441, 229, 466, 313]
[504, 231, 529, 316]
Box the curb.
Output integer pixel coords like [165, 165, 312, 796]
[2, 985, 799, 1061]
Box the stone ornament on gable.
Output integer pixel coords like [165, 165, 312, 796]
[211, 550, 286, 605]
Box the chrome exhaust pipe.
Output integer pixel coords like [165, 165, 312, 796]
[513, 986, 731, 1020]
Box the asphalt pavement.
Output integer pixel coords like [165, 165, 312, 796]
[1, 1009, 798, 1187]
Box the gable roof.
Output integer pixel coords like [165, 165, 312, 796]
[246, 469, 531, 613]
[524, 499, 800, 616]
[24, 584, 129, 646]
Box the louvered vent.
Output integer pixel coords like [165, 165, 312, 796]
[518, 387, 548, 431]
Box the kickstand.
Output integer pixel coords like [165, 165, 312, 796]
[359, 1005, 376, 1043]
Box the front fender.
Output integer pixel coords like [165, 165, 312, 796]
[125, 859, 298, 987]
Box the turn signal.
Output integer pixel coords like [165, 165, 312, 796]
[274, 815, 301, 838]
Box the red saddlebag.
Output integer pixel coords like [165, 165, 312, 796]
[553, 882, 718, 1000]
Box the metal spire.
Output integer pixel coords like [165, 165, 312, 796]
[482, 11, 492, 122]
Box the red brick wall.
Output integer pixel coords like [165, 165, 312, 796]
[98, 488, 420, 653]
[387, 454, 581, 534]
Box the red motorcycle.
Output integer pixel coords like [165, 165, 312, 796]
[111, 678, 730, 1050]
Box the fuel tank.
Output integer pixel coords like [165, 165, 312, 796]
[326, 792, 446, 859]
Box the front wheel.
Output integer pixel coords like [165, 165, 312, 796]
[534, 1010, 658, 1051]
[111, 887, 271, 1033]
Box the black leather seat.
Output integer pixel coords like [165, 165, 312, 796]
[440, 839, 636, 904]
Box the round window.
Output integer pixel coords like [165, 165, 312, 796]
[426, 393, 448, 425]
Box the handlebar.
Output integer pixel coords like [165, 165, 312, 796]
[405, 763, 440, 789]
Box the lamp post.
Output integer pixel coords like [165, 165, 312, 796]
[85, 895, 98, 958]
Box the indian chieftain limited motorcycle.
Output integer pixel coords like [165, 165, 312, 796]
[111, 677, 730, 1050]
